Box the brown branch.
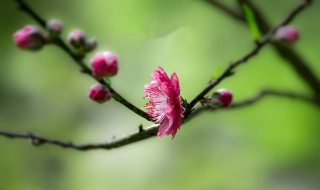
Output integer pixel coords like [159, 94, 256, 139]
[15, 0, 151, 121]
[184, 0, 312, 119]
[189, 89, 316, 120]
[5, 0, 314, 151]
[204, 0, 244, 21]
[0, 124, 159, 151]
[0, 88, 315, 151]
[205, 0, 320, 102]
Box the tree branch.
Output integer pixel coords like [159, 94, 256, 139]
[205, 0, 320, 102]
[184, 0, 312, 119]
[5, 0, 315, 151]
[188, 89, 315, 120]
[15, 0, 151, 121]
[0, 88, 315, 151]
[204, 0, 244, 21]
[0, 124, 159, 151]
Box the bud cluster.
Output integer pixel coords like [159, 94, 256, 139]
[13, 18, 118, 104]
[13, 19, 63, 50]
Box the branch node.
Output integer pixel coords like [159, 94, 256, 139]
[138, 124, 144, 133]
[28, 133, 43, 146]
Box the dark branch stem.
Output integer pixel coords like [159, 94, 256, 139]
[184, 0, 312, 119]
[205, 0, 320, 102]
[205, 0, 244, 21]
[0, 88, 315, 151]
[188, 89, 315, 120]
[0, 124, 159, 151]
[15, 0, 151, 121]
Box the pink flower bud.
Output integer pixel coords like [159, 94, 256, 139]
[47, 19, 63, 37]
[91, 51, 118, 79]
[88, 84, 111, 103]
[68, 29, 86, 48]
[211, 89, 233, 107]
[274, 26, 299, 43]
[13, 25, 46, 50]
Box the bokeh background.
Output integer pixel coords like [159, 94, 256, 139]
[0, 0, 320, 189]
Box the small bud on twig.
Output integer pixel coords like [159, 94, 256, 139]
[88, 84, 112, 103]
[84, 37, 98, 53]
[91, 51, 118, 79]
[68, 29, 87, 48]
[273, 26, 299, 43]
[13, 25, 46, 51]
[46, 19, 63, 39]
[210, 89, 233, 107]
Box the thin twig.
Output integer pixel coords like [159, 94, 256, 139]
[184, 0, 312, 119]
[15, 0, 151, 121]
[0, 124, 159, 151]
[204, 0, 244, 21]
[205, 0, 320, 102]
[0, 89, 315, 151]
[189, 89, 315, 120]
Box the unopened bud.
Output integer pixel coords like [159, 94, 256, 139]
[13, 25, 46, 51]
[46, 19, 63, 38]
[88, 84, 112, 103]
[91, 51, 118, 79]
[68, 29, 86, 48]
[211, 89, 233, 107]
[84, 38, 97, 52]
[274, 26, 299, 43]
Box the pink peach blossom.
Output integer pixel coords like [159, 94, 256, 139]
[144, 67, 183, 139]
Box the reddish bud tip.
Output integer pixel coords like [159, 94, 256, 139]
[91, 51, 118, 79]
[88, 84, 111, 103]
[13, 25, 46, 51]
[68, 29, 86, 48]
[274, 26, 299, 43]
[211, 89, 233, 107]
[47, 19, 63, 37]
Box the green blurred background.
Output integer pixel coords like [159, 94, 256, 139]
[1, 0, 320, 189]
